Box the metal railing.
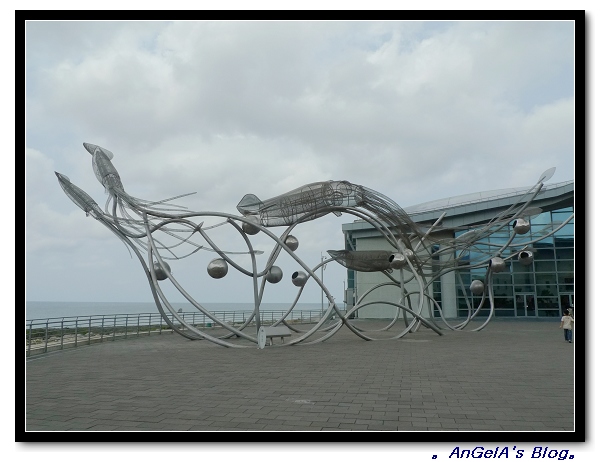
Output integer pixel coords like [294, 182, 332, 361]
[25, 310, 327, 356]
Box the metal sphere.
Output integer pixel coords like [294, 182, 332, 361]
[518, 250, 534, 266]
[241, 216, 260, 235]
[388, 252, 407, 269]
[284, 235, 299, 251]
[489, 257, 506, 273]
[512, 218, 530, 235]
[291, 271, 308, 287]
[470, 280, 485, 295]
[207, 258, 229, 279]
[153, 261, 171, 281]
[266, 266, 283, 284]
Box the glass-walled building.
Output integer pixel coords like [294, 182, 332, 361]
[455, 206, 574, 318]
[341, 181, 574, 319]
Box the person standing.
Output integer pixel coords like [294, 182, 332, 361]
[560, 310, 574, 343]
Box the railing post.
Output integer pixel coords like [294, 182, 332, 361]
[148, 314, 152, 336]
[88, 318, 92, 345]
[137, 314, 140, 337]
[27, 321, 32, 357]
[125, 316, 128, 338]
[171, 314, 174, 333]
[44, 320, 49, 353]
[113, 316, 116, 341]
[75, 318, 78, 347]
[101, 316, 105, 341]
[159, 314, 162, 334]
[60, 319, 64, 350]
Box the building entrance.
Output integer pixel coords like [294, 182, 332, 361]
[560, 293, 574, 315]
[516, 293, 536, 317]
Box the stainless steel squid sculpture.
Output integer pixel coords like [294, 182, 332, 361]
[55, 142, 573, 348]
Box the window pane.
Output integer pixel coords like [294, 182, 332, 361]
[557, 273, 574, 292]
[556, 260, 574, 273]
[533, 246, 555, 260]
[556, 248, 574, 260]
[531, 224, 554, 244]
[536, 282, 558, 296]
[552, 211, 573, 220]
[534, 260, 556, 272]
[553, 221, 574, 237]
[513, 272, 535, 291]
[537, 296, 559, 309]
[491, 274, 513, 297]
[531, 212, 551, 225]
[495, 309, 515, 317]
[555, 237, 574, 247]
[552, 207, 573, 214]
[492, 297, 514, 308]
[560, 295, 574, 311]
[538, 308, 560, 317]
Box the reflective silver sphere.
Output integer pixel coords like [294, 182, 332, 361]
[512, 218, 530, 235]
[284, 235, 299, 251]
[489, 257, 506, 273]
[153, 261, 171, 281]
[241, 215, 260, 235]
[207, 258, 228, 279]
[470, 280, 484, 295]
[266, 266, 283, 284]
[388, 252, 407, 269]
[518, 250, 534, 266]
[291, 271, 308, 287]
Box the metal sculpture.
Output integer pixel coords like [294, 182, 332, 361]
[55, 143, 573, 347]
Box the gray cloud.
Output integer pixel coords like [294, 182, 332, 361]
[25, 20, 575, 304]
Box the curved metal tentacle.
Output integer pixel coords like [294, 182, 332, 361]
[144, 216, 254, 347]
[56, 145, 569, 348]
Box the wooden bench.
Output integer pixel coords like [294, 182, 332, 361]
[263, 325, 292, 345]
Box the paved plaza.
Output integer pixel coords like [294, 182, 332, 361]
[25, 319, 575, 432]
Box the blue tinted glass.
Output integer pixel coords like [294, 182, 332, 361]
[552, 207, 573, 214]
[553, 222, 574, 238]
[489, 234, 510, 245]
[555, 237, 574, 248]
[552, 211, 573, 221]
[531, 211, 551, 225]
[534, 247, 555, 260]
[555, 248, 574, 260]
[530, 224, 554, 244]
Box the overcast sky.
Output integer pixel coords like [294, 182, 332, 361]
[25, 19, 576, 307]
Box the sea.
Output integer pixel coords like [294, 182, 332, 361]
[25, 301, 326, 321]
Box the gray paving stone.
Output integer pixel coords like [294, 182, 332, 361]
[367, 424, 400, 431]
[222, 422, 267, 430]
[84, 425, 122, 431]
[338, 423, 369, 430]
[25, 319, 576, 433]
[326, 417, 356, 424]
[355, 419, 384, 425]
